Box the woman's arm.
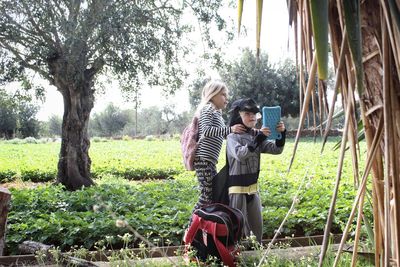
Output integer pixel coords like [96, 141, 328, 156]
[200, 106, 231, 137]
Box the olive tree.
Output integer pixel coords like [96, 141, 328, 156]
[0, 0, 228, 190]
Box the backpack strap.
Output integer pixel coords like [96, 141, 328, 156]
[184, 213, 235, 267]
[184, 214, 230, 243]
[184, 214, 201, 244]
[210, 222, 236, 267]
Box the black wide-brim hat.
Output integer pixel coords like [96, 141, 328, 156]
[229, 98, 260, 114]
[228, 98, 260, 127]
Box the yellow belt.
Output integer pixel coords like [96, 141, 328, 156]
[228, 183, 258, 194]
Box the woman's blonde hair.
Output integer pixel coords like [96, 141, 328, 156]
[196, 80, 228, 115]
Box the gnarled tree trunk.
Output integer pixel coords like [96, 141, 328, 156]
[57, 84, 94, 190]
[49, 52, 96, 190]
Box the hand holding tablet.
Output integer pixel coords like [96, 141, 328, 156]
[262, 106, 282, 140]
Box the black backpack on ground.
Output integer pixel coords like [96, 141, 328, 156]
[184, 203, 244, 267]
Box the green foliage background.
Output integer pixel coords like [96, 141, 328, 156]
[188, 49, 300, 118]
[220, 49, 300, 117]
[1, 138, 372, 255]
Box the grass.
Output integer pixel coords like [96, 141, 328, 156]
[1, 136, 373, 264]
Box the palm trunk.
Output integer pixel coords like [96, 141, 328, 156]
[287, 0, 400, 264]
[341, 0, 400, 263]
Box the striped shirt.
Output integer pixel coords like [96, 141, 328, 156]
[195, 103, 231, 164]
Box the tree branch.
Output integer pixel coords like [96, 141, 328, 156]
[85, 58, 105, 79]
[2, 13, 45, 44]
[20, 0, 57, 47]
[46, 1, 64, 52]
[0, 40, 53, 83]
[67, 0, 81, 27]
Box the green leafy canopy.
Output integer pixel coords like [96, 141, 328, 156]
[0, 0, 228, 93]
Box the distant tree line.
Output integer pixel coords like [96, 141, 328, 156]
[88, 103, 192, 137]
[189, 48, 300, 118]
[0, 89, 40, 139]
[1, 51, 304, 139]
[38, 103, 193, 138]
[0, 90, 194, 139]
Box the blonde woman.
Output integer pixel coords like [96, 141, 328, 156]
[191, 80, 246, 213]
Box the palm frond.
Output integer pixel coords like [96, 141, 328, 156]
[256, 0, 263, 58]
[343, 0, 364, 94]
[309, 0, 329, 80]
[238, 0, 244, 34]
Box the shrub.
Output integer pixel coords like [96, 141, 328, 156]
[6, 178, 196, 255]
[92, 137, 108, 142]
[5, 138, 24, 144]
[0, 170, 17, 183]
[122, 135, 131, 141]
[145, 135, 155, 141]
[24, 137, 37, 144]
[21, 169, 56, 182]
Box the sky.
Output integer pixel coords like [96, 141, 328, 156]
[36, 1, 294, 121]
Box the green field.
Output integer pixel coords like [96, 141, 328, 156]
[0, 138, 185, 182]
[0, 137, 372, 255]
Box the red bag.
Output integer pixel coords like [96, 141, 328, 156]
[180, 116, 200, 171]
[184, 203, 244, 267]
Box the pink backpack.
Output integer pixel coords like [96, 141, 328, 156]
[180, 116, 200, 171]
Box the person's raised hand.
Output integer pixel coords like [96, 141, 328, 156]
[276, 121, 286, 132]
[231, 124, 246, 134]
[259, 127, 271, 137]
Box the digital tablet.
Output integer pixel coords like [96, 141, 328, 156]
[262, 106, 282, 140]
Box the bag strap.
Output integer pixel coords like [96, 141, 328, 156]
[193, 116, 204, 143]
[185, 213, 231, 243]
[210, 222, 236, 267]
[185, 213, 235, 267]
[184, 214, 201, 244]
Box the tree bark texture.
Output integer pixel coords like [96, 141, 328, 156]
[0, 187, 11, 256]
[359, 1, 400, 263]
[57, 86, 94, 190]
[49, 52, 96, 190]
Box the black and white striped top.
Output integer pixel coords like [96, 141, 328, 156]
[195, 103, 231, 164]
